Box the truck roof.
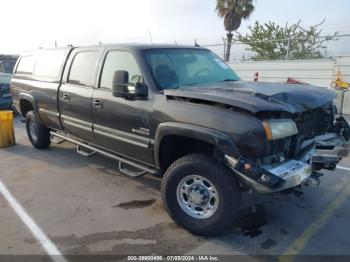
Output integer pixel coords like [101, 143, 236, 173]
[72, 43, 206, 50]
[88, 43, 207, 50]
[20, 43, 207, 56]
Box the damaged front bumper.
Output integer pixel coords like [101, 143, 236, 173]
[313, 133, 350, 163]
[225, 131, 350, 193]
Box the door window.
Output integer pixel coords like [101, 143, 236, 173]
[100, 51, 142, 89]
[68, 51, 99, 87]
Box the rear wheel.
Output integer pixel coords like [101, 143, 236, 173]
[162, 154, 241, 235]
[26, 111, 51, 149]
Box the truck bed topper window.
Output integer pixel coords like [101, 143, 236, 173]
[16, 56, 35, 75]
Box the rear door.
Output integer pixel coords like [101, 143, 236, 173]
[59, 48, 101, 141]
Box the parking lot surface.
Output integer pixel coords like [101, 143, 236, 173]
[1, 116, 350, 260]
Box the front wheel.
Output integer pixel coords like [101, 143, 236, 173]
[161, 154, 241, 235]
[26, 111, 51, 149]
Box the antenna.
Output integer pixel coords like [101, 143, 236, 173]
[194, 39, 200, 47]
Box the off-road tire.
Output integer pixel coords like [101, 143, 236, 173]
[161, 153, 241, 235]
[26, 111, 51, 149]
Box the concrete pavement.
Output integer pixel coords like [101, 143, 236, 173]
[0, 116, 349, 259]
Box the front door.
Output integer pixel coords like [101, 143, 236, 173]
[59, 49, 100, 141]
[92, 50, 154, 165]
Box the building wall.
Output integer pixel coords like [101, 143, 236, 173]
[229, 56, 350, 88]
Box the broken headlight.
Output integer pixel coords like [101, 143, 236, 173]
[262, 119, 298, 140]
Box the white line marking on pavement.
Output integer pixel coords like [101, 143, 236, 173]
[0, 179, 67, 262]
[337, 165, 350, 172]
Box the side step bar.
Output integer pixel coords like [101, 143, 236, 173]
[119, 162, 147, 178]
[50, 134, 66, 144]
[50, 131, 159, 176]
[76, 145, 96, 157]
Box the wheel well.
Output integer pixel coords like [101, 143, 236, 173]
[19, 99, 33, 117]
[158, 135, 215, 173]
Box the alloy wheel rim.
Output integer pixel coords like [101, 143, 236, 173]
[29, 118, 39, 142]
[176, 174, 219, 219]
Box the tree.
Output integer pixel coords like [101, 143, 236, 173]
[216, 0, 254, 62]
[236, 20, 338, 60]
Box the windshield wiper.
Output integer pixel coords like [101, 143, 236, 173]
[221, 79, 238, 82]
[185, 82, 199, 86]
[177, 83, 198, 89]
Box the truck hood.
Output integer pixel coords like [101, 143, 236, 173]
[164, 81, 335, 114]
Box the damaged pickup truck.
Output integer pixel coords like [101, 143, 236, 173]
[11, 44, 350, 235]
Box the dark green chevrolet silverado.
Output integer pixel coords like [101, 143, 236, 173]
[10, 44, 350, 235]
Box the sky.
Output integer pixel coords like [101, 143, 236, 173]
[0, 0, 349, 55]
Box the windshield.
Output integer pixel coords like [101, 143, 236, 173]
[143, 48, 240, 90]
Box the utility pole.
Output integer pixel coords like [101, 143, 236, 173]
[222, 37, 226, 61]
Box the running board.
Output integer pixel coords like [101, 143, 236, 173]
[50, 134, 66, 144]
[118, 162, 147, 178]
[76, 145, 96, 157]
[50, 131, 159, 176]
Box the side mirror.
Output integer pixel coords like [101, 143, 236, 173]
[112, 70, 129, 97]
[112, 70, 147, 99]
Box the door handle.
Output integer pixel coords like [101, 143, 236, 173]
[93, 99, 103, 108]
[62, 94, 71, 101]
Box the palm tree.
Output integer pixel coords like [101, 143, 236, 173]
[216, 0, 255, 61]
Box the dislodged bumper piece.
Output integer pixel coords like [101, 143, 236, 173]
[225, 150, 314, 193]
[312, 116, 350, 163]
[225, 134, 350, 193]
[312, 133, 350, 163]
